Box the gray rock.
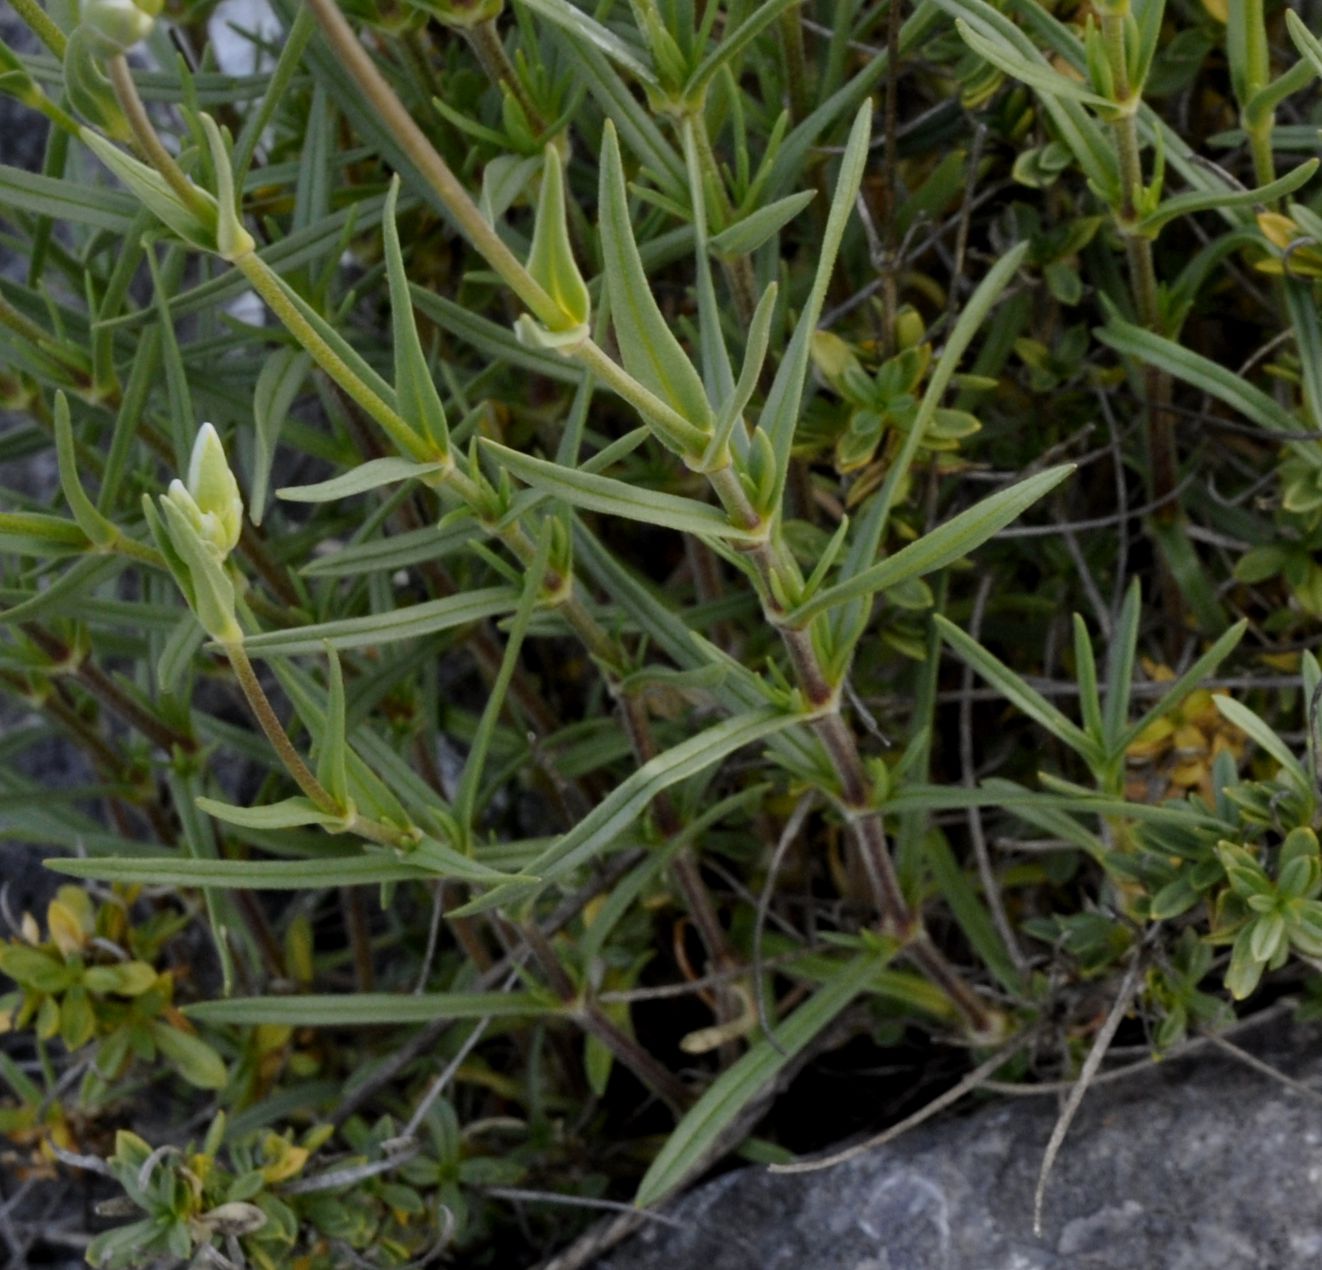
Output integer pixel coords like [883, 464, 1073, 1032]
[598, 1021, 1322, 1270]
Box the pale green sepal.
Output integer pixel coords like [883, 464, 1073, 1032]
[157, 497, 242, 645]
[81, 0, 157, 53]
[183, 423, 243, 556]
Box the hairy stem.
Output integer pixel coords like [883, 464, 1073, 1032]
[107, 55, 214, 224]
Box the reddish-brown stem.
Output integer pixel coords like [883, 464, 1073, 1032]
[22, 625, 196, 755]
[520, 920, 691, 1110]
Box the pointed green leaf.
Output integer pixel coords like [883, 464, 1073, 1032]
[635, 953, 885, 1207]
[1214, 696, 1311, 795]
[315, 647, 350, 808]
[384, 175, 449, 453]
[1137, 160, 1318, 236]
[599, 122, 713, 450]
[709, 189, 815, 258]
[53, 393, 116, 547]
[277, 456, 448, 503]
[1287, 9, 1322, 80]
[300, 521, 477, 578]
[935, 614, 1101, 763]
[703, 281, 778, 469]
[955, 18, 1111, 106]
[792, 464, 1074, 624]
[526, 145, 590, 331]
[79, 128, 217, 250]
[453, 707, 802, 914]
[684, 0, 806, 100]
[185, 991, 559, 1026]
[251, 347, 310, 525]
[756, 102, 871, 510]
[196, 795, 345, 831]
[1097, 319, 1301, 435]
[516, 0, 657, 86]
[481, 440, 763, 539]
[49, 847, 522, 889]
[1117, 621, 1247, 753]
[238, 587, 518, 656]
[454, 528, 550, 835]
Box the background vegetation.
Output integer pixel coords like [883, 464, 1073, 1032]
[3, 0, 1322, 1263]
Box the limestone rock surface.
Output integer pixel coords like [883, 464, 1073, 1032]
[598, 1022, 1322, 1270]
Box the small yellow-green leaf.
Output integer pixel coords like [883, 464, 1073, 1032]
[151, 1021, 228, 1090]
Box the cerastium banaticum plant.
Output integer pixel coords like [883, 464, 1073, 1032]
[6, 0, 1322, 1259]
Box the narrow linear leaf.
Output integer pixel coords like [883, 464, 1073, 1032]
[794, 464, 1074, 624]
[516, 0, 658, 86]
[934, 615, 1101, 763]
[757, 102, 872, 508]
[196, 795, 344, 831]
[709, 190, 815, 258]
[300, 520, 476, 578]
[453, 526, 550, 834]
[684, 0, 805, 101]
[185, 991, 559, 1026]
[47, 852, 500, 889]
[453, 707, 802, 914]
[238, 587, 518, 656]
[482, 440, 761, 539]
[384, 175, 448, 452]
[1103, 579, 1141, 747]
[252, 347, 311, 525]
[1137, 160, 1318, 236]
[1213, 696, 1311, 794]
[955, 18, 1111, 106]
[635, 953, 886, 1207]
[599, 122, 713, 447]
[1098, 319, 1300, 435]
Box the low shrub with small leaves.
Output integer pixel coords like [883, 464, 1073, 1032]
[4, 0, 1322, 1261]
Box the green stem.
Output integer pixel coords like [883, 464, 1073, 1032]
[224, 641, 334, 810]
[10, 0, 66, 58]
[705, 458, 993, 1034]
[224, 641, 409, 849]
[106, 55, 214, 225]
[572, 339, 710, 456]
[233, 251, 429, 462]
[303, 0, 561, 329]
[1100, 13, 1177, 519]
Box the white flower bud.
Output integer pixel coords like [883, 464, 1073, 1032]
[83, 0, 158, 53]
[173, 423, 243, 558]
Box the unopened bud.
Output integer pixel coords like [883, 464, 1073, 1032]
[167, 423, 243, 558]
[83, 0, 159, 53]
